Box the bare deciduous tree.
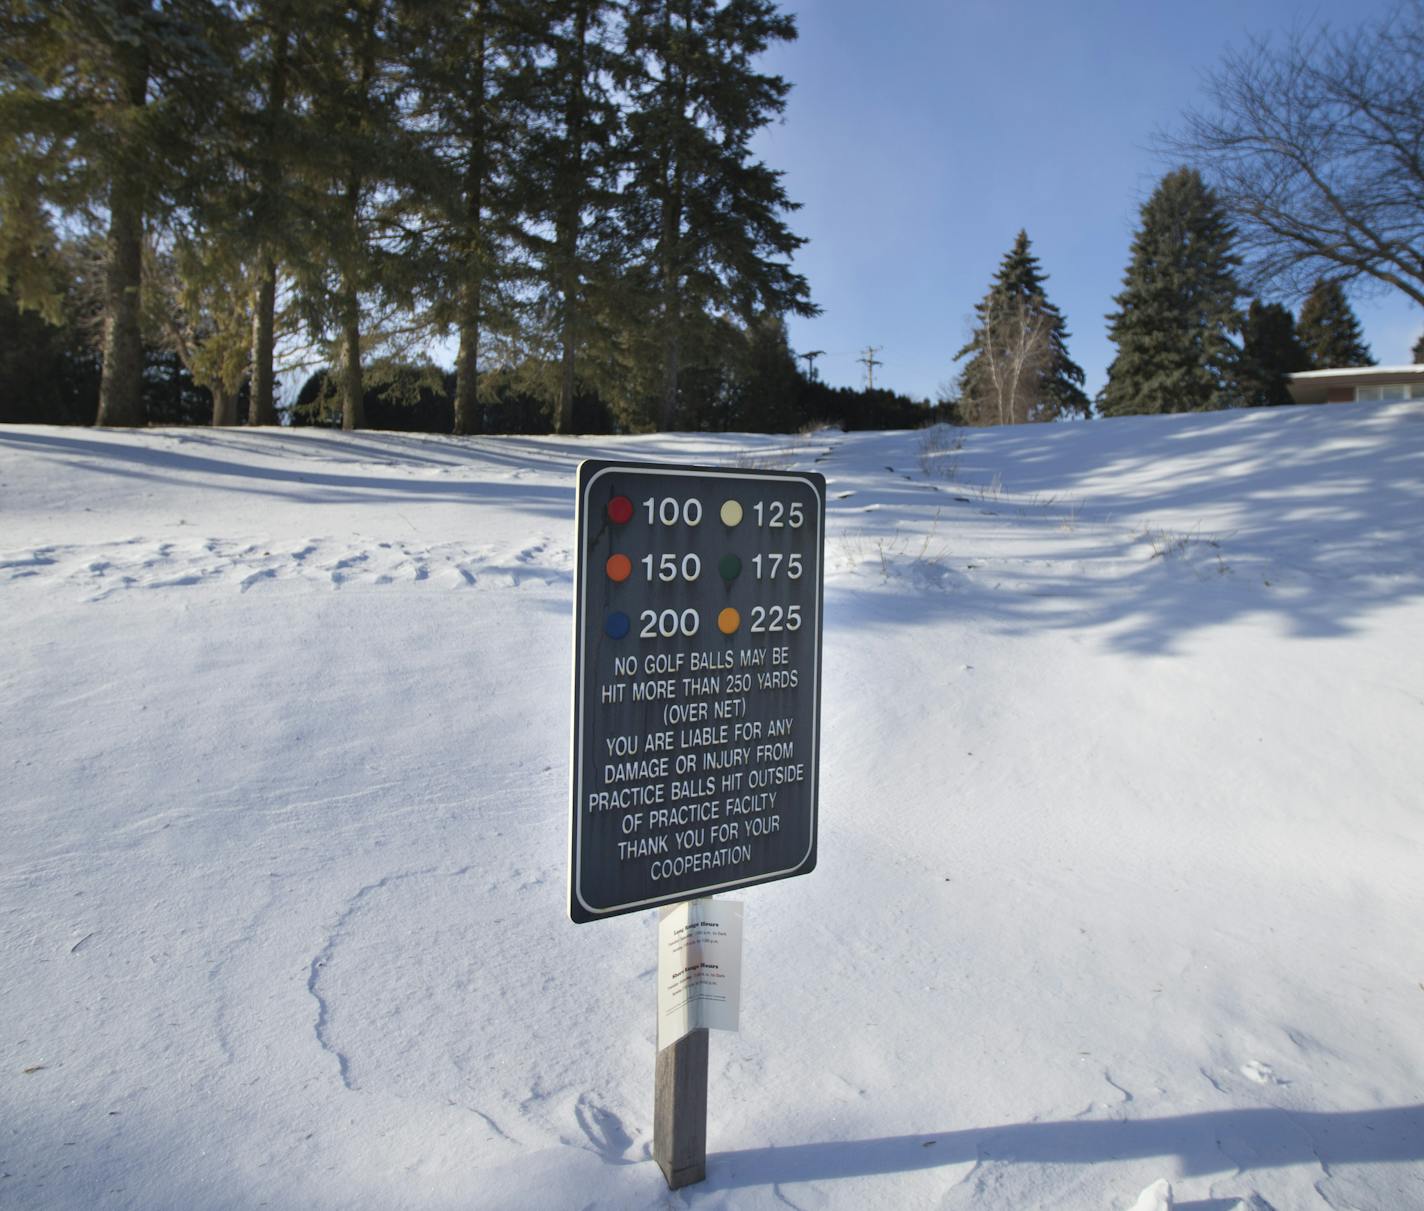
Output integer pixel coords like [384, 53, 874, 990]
[1167, 2, 1424, 307]
[959, 295, 1053, 427]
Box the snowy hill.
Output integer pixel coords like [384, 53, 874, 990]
[2, 405, 1422, 1210]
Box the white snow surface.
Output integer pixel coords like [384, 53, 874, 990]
[2, 405, 1423, 1210]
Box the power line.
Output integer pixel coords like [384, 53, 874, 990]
[858, 346, 883, 390]
[796, 349, 825, 380]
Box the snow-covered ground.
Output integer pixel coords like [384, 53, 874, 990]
[2, 404, 1422, 1210]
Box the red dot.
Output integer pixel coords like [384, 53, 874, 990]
[607, 495, 633, 524]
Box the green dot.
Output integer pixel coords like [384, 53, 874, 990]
[719, 553, 742, 580]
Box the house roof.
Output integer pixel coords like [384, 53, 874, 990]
[1286, 364, 1424, 404]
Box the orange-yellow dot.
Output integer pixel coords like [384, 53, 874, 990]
[717, 607, 741, 635]
[606, 553, 632, 582]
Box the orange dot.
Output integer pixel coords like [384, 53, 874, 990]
[606, 553, 632, 582]
[717, 607, 741, 635]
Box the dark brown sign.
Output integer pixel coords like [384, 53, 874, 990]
[569, 460, 825, 923]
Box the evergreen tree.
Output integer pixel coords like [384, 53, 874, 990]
[0, 293, 101, 425]
[518, 0, 628, 435]
[0, 1, 233, 426]
[1413, 332, 1424, 364]
[240, 0, 300, 427]
[1296, 278, 1374, 369]
[732, 313, 803, 432]
[144, 236, 254, 426]
[395, 0, 532, 436]
[1099, 167, 1243, 416]
[142, 346, 220, 425]
[1238, 299, 1308, 406]
[619, 0, 815, 430]
[955, 230, 1088, 425]
[292, 0, 415, 431]
[676, 312, 801, 432]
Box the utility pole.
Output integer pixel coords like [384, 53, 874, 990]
[796, 350, 825, 381]
[859, 346, 883, 391]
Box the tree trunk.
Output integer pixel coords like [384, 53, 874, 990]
[655, 1, 686, 432]
[95, 187, 146, 426]
[559, 327, 578, 434]
[248, 6, 290, 427]
[340, 290, 363, 431]
[95, 33, 148, 427]
[555, 0, 590, 436]
[248, 259, 278, 425]
[453, 13, 486, 438]
[453, 285, 481, 436]
[657, 178, 684, 429]
[211, 382, 238, 427]
[337, 1, 376, 434]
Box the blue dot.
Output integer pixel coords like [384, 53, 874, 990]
[605, 611, 631, 640]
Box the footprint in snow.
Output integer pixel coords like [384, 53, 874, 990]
[0, 549, 57, 572]
[573, 1094, 635, 1164]
[1127, 1178, 1172, 1211]
[1240, 1059, 1284, 1085]
[329, 552, 369, 585]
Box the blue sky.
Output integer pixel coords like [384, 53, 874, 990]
[753, 0, 1423, 402]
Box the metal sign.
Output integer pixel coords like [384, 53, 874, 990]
[569, 459, 825, 923]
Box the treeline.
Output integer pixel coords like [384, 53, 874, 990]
[0, 283, 934, 433]
[0, 0, 834, 434]
[948, 172, 1392, 427]
[286, 335, 937, 435]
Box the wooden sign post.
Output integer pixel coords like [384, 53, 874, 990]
[568, 459, 825, 1189]
[654, 1026, 709, 1188]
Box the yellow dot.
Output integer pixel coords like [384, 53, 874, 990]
[720, 499, 743, 526]
[717, 607, 741, 635]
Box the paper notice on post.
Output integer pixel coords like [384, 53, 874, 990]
[657, 898, 743, 1052]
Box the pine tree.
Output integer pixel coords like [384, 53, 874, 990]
[1099, 168, 1243, 416]
[519, 0, 628, 435]
[1296, 279, 1374, 369]
[619, 0, 815, 431]
[732, 313, 803, 432]
[241, 0, 299, 427]
[676, 312, 801, 432]
[0, 0, 233, 426]
[955, 230, 1088, 425]
[0, 291, 102, 424]
[1413, 332, 1424, 364]
[394, 0, 533, 437]
[1238, 299, 1307, 406]
[292, 0, 416, 431]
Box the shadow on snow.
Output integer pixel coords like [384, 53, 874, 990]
[709, 1103, 1424, 1189]
[823, 403, 1424, 655]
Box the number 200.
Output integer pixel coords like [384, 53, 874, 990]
[640, 608, 700, 638]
